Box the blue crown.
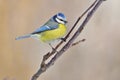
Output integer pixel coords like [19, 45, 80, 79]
[57, 13, 66, 19]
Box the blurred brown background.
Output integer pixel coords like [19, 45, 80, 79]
[0, 0, 120, 80]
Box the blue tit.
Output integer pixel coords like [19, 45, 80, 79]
[16, 13, 67, 48]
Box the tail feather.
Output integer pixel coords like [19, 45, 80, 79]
[15, 34, 31, 40]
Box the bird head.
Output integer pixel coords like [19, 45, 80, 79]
[53, 13, 67, 24]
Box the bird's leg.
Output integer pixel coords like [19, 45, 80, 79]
[60, 38, 66, 42]
[49, 43, 57, 52]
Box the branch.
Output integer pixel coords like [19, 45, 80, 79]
[31, 0, 106, 80]
[71, 39, 86, 46]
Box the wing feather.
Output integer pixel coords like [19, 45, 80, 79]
[32, 20, 58, 34]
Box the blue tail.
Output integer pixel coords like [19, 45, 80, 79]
[15, 34, 31, 40]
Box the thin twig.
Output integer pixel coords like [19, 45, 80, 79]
[31, 0, 106, 80]
[71, 39, 86, 46]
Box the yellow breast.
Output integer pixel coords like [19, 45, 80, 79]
[39, 24, 67, 43]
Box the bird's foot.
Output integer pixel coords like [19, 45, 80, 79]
[61, 38, 66, 42]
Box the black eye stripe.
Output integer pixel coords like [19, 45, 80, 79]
[57, 18, 65, 22]
[59, 18, 64, 21]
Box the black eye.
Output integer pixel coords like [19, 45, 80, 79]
[58, 18, 63, 21]
[59, 19, 67, 23]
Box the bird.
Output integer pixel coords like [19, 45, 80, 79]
[15, 13, 68, 49]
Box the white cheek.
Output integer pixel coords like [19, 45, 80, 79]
[55, 18, 65, 24]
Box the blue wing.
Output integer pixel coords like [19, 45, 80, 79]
[32, 25, 51, 34]
[32, 20, 58, 34]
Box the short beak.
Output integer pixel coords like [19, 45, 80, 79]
[64, 20, 68, 23]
